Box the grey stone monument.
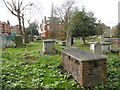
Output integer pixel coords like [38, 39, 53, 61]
[15, 35, 23, 47]
[0, 36, 6, 51]
[90, 42, 111, 54]
[66, 36, 73, 46]
[101, 42, 111, 54]
[94, 42, 102, 54]
[89, 42, 98, 51]
[41, 40, 56, 54]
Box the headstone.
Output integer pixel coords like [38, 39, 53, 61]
[90, 42, 111, 54]
[89, 42, 97, 51]
[101, 42, 111, 54]
[94, 42, 102, 54]
[9, 40, 14, 48]
[41, 40, 56, 54]
[0, 36, 6, 51]
[22, 38, 25, 45]
[15, 36, 23, 47]
[66, 36, 73, 46]
[58, 41, 66, 46]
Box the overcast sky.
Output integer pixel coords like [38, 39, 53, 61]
[0, 0, 119, 27]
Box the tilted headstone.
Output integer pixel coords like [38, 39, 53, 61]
[15, 36, 23, 47]
[66, 36, 73, 46]
[41, 40, 56, 54]
[94, 42, 102, 54]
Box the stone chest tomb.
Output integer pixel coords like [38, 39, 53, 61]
[89, 42, 111, 54]
[61, 47, 107, 87]
[42, 40, 56, 54]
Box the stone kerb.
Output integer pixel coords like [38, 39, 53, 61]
[61, 47, 107, 87]
[41, 39, 56, 55]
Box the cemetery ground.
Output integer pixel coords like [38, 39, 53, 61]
[1, 38, 120, 89]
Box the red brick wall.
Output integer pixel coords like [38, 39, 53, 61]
[0, 23, 11, 33]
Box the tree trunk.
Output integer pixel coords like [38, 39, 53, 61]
[22, 16, 29, 43]
[82, 37, 86, 44]
[18, 13, 23, 36]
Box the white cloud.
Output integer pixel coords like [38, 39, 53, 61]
[0, 0, 119, 27]
[76, 0, 119, 27]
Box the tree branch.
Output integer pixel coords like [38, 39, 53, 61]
[3, 0, 17, 16]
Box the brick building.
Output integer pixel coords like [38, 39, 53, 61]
[0, 21, 11, 35]
[11, 25, 21, 35]
[39, 16, 64, 38]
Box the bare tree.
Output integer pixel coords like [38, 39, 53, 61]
[3, 0, 33, 43]
[54, 0, 76, 37]
[23, 2, 42, 41]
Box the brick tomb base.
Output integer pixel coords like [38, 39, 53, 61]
[61, 47, 107, 87]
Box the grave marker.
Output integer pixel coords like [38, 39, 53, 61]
[94, 42, 102, 54]
[61, 47, 107, 87]
[41, 40, 56, 54]
[66, 36, 73, 46]
[15, 36, 23, 47]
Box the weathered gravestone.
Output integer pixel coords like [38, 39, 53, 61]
[15, 36, 23, 47]
[94, 42, 102, 54]
[66, 36, 73, 46]
[101, 42, 111, 54]
[90, 42, 111, 54]
[61, 47, 107, 87]
[0, 35, 6, 51]
[41, 40, 56, 54]
[6, 40, 14, 48]
[58, 41, 66, 46]
[89, 42, 97, 51]
[22, 38, 25, 45]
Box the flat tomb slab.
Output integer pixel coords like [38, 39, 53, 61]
[62, 47, 107, 61]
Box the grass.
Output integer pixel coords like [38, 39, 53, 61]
[1, 39, 120, 89]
